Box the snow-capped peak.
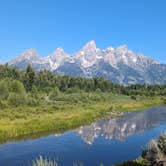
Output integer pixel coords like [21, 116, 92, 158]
[8, 41, 166, 85]
[103, 46, 114, 53]
[74, 40, 102, 68]
[82, 40, 98, 52]
[20, 48, 40, 59]
[9, 48, 40, 65]
[116, 45, 129, 54]
[46, 48, 69, 70]
[49, 47, 69, 59]
[54, 48, 65, 54]
[85, 40, 96, 47]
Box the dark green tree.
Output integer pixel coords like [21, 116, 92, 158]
[0, 80, 9, 100]
[24, 65, 35, 91]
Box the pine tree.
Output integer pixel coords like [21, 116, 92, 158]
[24, 65, 35, 91]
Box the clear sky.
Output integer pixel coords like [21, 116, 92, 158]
[0, 0, 165, 63]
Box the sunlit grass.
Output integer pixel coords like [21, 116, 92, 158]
[0, 92, 163, 142]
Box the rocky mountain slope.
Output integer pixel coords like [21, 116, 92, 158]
[8, 40, 166, 84]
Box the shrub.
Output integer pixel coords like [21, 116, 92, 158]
[10, 80, 26, 96]
[31, 85, 38, 93]
[26, 97, 39, 106]
[161, 97, 166, 104]
[157, 133, 166, 154]
[131, 95, 137, 100]
[95, 88, 102, 93]
[142, 139, 161, 165]
[0, 100, 7, 109]
[42, 87, 53, 94]
[8, 93, 26, 107]
[49, 87, 60, 100]
[65, 86, 80, 94]
[0, 80, 9, 100]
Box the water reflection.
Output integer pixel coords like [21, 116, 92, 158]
[1, 106, 166, 166]
[75, 106, 166, 144]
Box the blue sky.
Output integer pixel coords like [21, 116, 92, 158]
[0, 0, 166, 63]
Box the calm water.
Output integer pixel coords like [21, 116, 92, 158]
[1, 106, 166, 166]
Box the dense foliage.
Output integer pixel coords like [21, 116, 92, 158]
[0, 64, 166, 97]
[0, 64, 165, 142]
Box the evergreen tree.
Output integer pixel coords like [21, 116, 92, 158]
[0, 80, 9, 100]
[24, 65, 35, 91]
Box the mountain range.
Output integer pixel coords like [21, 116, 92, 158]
[8, 40, 166, 84]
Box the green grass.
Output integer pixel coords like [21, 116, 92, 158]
[0, 92, 163, 143]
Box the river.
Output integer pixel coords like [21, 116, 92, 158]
[0, 106, 166, 165]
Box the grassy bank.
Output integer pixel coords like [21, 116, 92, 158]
[0, 92, 163, 143]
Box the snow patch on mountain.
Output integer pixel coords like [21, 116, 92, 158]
[8, 40, 165, 84]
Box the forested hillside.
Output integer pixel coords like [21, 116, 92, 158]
[1, 64, 166, 97]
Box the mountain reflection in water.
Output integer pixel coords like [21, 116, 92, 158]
[74, 106, 166, 144]
[1, 106, 166, 166]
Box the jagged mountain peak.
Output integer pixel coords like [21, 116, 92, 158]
[117, 45, 128, 50]
[103, 46, 114, 53]
[81, 40, 99, 52]
[8, 42, 166, 85]
[24, 48, 38, 53]
[24, 48, 38, 52]
[54, 48, 65, 53]
[74, 40, 102, 68]
[106, 46, 114, 51]
[9, 48, 40, 66]
[49, 48, 69, 58]
[20, 48, 40, 58]
[46, 48, 70, 70]
[115, 45, 131, 54]
[85, 40, 96, 47]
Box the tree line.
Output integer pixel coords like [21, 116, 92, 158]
[0, 64, 166, 96]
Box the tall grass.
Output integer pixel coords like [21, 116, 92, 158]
[32, 156, 58, 166]
[0, 92, 163, 142]
[31, 156, 84, 166]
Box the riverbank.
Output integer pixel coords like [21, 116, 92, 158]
[0, 92, 163, 143]
[119, 133, 166, 166]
